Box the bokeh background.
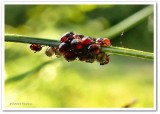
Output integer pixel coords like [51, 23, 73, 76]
[5, 4, 154, 108]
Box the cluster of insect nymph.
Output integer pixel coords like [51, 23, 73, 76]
[30, 32, 111, 65]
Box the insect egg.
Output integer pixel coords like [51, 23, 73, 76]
[55, 48, 62, 58]
[88, 44, 101, 55]
[45, 47, 56, 57]
[64, 51, 77, 62]
[60, 32, 74, 42]
[58, 42, 69, 54]
[71, 39, 83, 50]
[30, 44, 42, 52]
[102, 38, 111, 47]
[81, 37, 92, 45]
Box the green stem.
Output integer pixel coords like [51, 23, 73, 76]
[5, 59, 57, 84]
[5, 34, 60, 46]
[102, 46, 153, 60]
[5, 34, 154, 60]
[96, 5, 153, 38]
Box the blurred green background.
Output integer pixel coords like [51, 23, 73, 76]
[5, 4, 154, 108]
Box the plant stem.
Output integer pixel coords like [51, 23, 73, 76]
[5, 59, 57, 84]
[102, 46, 153, 60]
[5, 34, 154, 60]
[5, 34, 60, 46]
[96, 5, 153, 38]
